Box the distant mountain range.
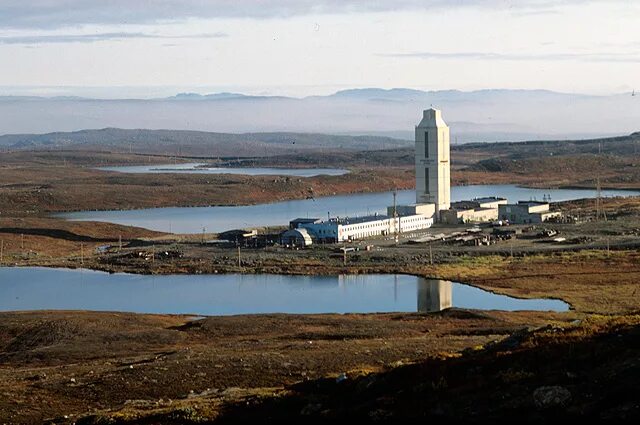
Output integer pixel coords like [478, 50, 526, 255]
[0, 88, 637, 142]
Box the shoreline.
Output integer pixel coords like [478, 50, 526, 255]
[47, 185, 640, 218]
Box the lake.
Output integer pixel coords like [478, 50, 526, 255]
[98, 163, 349, 177]
[57, 185, 640, 233]
[0, 268, 569, 315]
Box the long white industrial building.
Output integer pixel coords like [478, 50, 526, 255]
[290, 212, 433, 243]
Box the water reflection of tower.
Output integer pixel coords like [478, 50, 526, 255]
[417, 278, 452, 313]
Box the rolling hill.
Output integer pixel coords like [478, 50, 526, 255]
[0, 128, 411, 156]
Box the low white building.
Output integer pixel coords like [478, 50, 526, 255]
[498, 201, 562, 224]
[292, 212, 433, 243]
[440, 197, 508, 224]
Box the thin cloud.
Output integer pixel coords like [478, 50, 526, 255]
[382, 51, 640, 63]
[0, 0, 615, 29]
[0, 32, 228, 45]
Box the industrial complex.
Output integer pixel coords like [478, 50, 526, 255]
[284, 108, 560, 246]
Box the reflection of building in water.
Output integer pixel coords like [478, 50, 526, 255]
[337, 274, 369, 288]
[417, 279, 453, 312]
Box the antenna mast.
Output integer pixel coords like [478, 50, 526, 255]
[595, 177, 607, 222]
[595, 141, 607, 222]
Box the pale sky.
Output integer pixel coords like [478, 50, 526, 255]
[0, 0, 638, 97]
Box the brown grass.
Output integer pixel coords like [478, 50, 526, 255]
[434, 250, 640, 314]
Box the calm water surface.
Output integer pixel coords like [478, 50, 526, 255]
[58, 185, 640, 233]
[98, 163, 348, 177]
[0, 268, 569, 315]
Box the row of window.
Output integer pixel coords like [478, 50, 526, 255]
[307, 216, 431, 240]
[344, 222, 387, 231]
[401, 216, 426, 223]
[344, 217, 430, 230]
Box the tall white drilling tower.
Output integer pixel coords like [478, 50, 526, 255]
[415, 108, 451, 219]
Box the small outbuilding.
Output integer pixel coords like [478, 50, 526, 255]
[218, 229, 258, 246]
[498, 201, 562, 224]
[281, 228, 313, 247]
[440, 197, 508, 224]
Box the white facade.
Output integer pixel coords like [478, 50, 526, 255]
[440, 197, 509, 224]
[299, 214, 433, 242]
[388, 203, 436, 218]
[415, 108, 451, 218]
[337, 217, 395, 241]
[498, 201, 562, 224]
[398, 214, 434, 233]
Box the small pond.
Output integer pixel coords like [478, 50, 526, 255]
[97, 163, 349, 177]
[0, 268, 569, 315]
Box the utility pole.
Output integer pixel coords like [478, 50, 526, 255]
[80, 243, 84, 265]
[392, 188, 399, 244]
[595, 140, 607, 222]
[343, 248, 347, 266]
[595, 177, 607, 221]
[237, 246, 241, 268]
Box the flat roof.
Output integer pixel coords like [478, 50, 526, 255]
[474, 196, 507, 203]
[337, 215, 391, 225]
[290, 217, 321, 223]
[325, 214, 391, 225]
[450, 201, 479, 211]
[516, 201, 549, 206]
[450, 197, 507, 211]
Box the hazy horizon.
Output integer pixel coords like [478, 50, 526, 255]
[0, 86, 636, 142]
[0, 1, 638, 140]
[0, 85, 634, 100]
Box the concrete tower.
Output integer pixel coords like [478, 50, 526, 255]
[415, 108, 450, 217]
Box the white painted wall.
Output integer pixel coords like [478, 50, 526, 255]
[415, 108, 451, 218]
[301, 214, 433, 242]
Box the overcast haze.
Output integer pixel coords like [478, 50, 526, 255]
[0, 0, 638, 97]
